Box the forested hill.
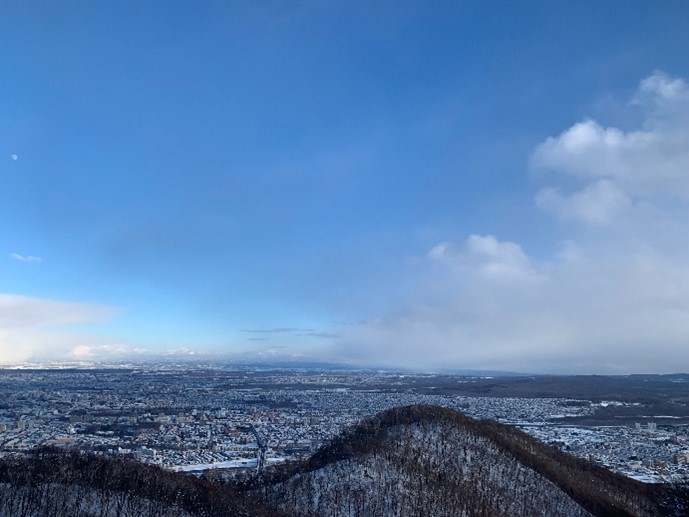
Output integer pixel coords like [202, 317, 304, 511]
[0, 406, 687, 516]
[252, 405, 687, 517]
[0, 448, 283, 517]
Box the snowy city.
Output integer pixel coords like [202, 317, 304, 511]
[0, 365, 687, 485]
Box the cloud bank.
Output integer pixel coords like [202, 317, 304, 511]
[333, 72, 689, 373]
[533, 71, 689, 211]
[0, 294, 121, 364]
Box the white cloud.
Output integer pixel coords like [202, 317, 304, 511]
[0, 294, 113, 328]
[636, 71, 689, 126]
[0, 294, 120, 364]
[71, 345, 93, 357]
[428, 235, 539, 284]
[10, 252, 42, 263]
[330, 72, 689, 373]
[532, 72, 689, 207]
[335, 235, 689, 373]
[10, 154, 18, 161]
[535, 180, 631, 225]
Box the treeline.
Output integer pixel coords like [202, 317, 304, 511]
[248, 404, 688, 517]
[0, 407, 686, 516]
[253, 404, 590, 516]
[476, 417, 663, 516]
[0, 447, 282, 517]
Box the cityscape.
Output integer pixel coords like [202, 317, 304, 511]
[0, 365, 687, 484]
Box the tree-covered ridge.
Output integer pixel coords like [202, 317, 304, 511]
[253, 405, 686, 517]
[0, 405, 686, 516]
[0, 448, 282, 517]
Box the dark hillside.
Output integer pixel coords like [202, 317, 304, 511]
[0, 448, 282, 517]
[0, 407, 686, 516]
[253, 405, 686, 517]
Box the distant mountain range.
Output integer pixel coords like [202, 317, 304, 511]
[0, 405, 686, 516]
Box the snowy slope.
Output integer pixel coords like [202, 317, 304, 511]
[257, 405, 671, 517]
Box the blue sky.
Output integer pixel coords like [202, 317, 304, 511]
[2, 1, 689, 372]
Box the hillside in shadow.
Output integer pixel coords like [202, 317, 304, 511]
[250, 405, 688, 517]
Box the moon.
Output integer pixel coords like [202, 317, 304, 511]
[10, 154, 18, 161]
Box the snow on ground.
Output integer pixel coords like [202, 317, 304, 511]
[169, 456, 286, 472]
[171, 458, 257, 472]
